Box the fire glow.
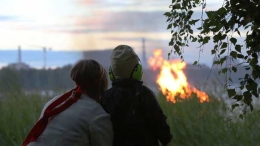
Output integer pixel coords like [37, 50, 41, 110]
[148, 49, 209, 103]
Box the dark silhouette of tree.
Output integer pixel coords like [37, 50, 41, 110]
[165, 0, 260, 113]
[0, 65, 74, 94]
[0, 68, 23, 97]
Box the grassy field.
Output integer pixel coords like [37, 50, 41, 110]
[0, 92, 51, 146]
[1, 91, 260, 146]
[157, 93, 260, 146]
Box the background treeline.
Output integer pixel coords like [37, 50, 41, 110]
[0, 65, 74, 94]
[0, 63, 253, 95]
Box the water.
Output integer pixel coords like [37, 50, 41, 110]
[0, 50, 83, 69]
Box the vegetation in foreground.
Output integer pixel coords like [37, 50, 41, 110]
[158, 94, 260, 146]
[1, 91, 260, 146]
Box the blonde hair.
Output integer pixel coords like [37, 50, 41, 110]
[70, 59, 108, 101]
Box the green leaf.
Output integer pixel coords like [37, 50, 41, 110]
[218, 7, 226, 14]
[230, 51, 237, 58]
[222, 68, 228, 74]
[220, 34, 227, 40]
[205, 11, 215, 18]
[211, 50, 216, 55]
[230, 37, 237, 45]
[227, 89, 236, 98]
[164, 12, 171, 17]
[235, 28, 241, 36]
[220, 49, 226, 55]
[169, 39, 174, 46]
[245, 67, 250, 70]
[189, 19, 200, 25]
[220, 57, 226, 65]
[193, 61, 198, 65]
[237, 54, 244, 58]
[221, 42, 228, 48]
[233, 95, 243, 101]
[239, 114, 244, 120]
[250, 81, 258, 91]
[235, 45, 241, 53]
[167, 24, 172, 29]
[202, 36, 210, 45]
[197, 27, 202, 30]
[243, 91, 252, 99]
[191, 37, 197, 42]
[213, 33, 220, 42]
[246, 84, 252, 90]
[231, 103, 239, 111]
[250, 58, 258, 67]
[232, 66, 237, 72]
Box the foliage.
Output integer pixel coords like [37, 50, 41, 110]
[0, 68, 23, 96]
[0, 65, 74, 92]
[0, 93, 50, 146]
[2, 90, 260, 146]
[165, 0, 260, 110]
[158, 93, 260, 146]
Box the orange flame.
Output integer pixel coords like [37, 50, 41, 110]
[148, 49, 209, 103]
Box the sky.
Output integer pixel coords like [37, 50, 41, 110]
[0, 0, 223, 66]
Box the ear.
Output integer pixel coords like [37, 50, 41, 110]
[109, 66, 115, 81]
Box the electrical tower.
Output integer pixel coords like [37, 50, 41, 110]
[142, 38, 147, 68]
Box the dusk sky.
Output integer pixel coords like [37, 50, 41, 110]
[0, 0, 223, 66]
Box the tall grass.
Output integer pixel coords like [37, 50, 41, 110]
[158, 93, 260, 146]
[1, 91, 260, 146]
[0, 93, 50, 146]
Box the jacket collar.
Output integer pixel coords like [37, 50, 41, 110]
[112, 79, 143, 87]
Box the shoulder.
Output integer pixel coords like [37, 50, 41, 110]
[39, 95, 62, 118]
[101, 87, 117, 103]
[79, 94, 108, 115]
[140, 85, 156, 97]
[103, 87, 116, 96]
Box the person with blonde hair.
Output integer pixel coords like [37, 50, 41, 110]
[23, 59, 113, 146]
[101, 45, 172, 146]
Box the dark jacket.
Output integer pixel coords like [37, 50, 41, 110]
[101, 79, 172, 146]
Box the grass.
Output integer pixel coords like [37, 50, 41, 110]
[0, 92, 50, 146]
[157, 93, 260, 146]
[1, 91, 260, 146]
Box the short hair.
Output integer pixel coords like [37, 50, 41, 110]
[70, 59, 108, 100]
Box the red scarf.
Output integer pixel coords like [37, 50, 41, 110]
[22, 86, 82, 146]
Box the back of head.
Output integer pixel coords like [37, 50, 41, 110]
[110, 45, 142, 81]
[70, 59, 108, 100]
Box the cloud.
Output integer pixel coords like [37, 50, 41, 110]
[60, 11, 169, 34]
[0, 15, 19, 22]
[76, 0, 171, 11]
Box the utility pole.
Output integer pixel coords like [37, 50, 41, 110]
[18, 45, 22, 64]
[142, 38, 147, 68]
[43, 47, 46, 69]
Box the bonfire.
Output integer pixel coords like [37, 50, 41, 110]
[148, 49, 209, 103]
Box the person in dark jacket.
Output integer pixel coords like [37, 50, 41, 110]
[101, 45, 172, 146]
